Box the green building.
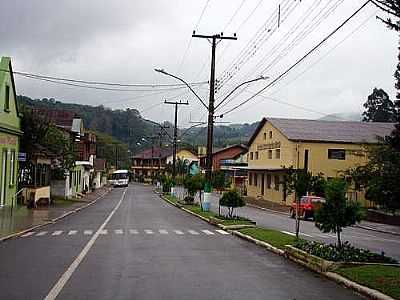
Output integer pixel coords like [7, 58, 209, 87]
[0, 57, 22, 206]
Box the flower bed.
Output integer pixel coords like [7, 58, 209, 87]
[293, 240, 397, 264]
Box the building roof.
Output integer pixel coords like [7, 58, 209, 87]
[132, 147, 173, 159]
[199, 144, 248, 158]
[248, 117, 395, 146]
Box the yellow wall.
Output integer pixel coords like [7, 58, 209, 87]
[246, 120, 371, 207]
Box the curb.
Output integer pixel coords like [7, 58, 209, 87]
[0, 188, 111, 243]
[354, 224, 400, 237]
[231, 230, 285, 256]
[325, 272, 397, 300]
[246, 203, 288, 216]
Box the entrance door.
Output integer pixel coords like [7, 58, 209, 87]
[261, 173, 265, 196]
[0, 150, 7, 206]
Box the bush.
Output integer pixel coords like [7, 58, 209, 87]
[183, 174, 205, 196]
[220, 189, 245, 218]
[293, 240, 397, 263]
[161, 176, 175, 193]
[183, 196, 194, 204]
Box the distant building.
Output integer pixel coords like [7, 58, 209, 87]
[199, 144, 248, 171]
[34, 108, 97, 198]
[245, 117, 395, 207]
[0, 57, 22, 207]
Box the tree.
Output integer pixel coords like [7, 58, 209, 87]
[373, 2, 400, 150]
[219, 190, 245, 218]
[347, 144, 400, 214]
[314, 179, 364, 248]
[183, 174, 205, 204]
[212, 170, 227, 192]
[362, 88, 396, 122]
[283, 167, 327, 238]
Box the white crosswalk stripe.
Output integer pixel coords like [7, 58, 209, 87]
[215, 229, 229, 235]
[21, 232, 35, 237]
[201, 230, 215, 235]
[21, 228, 233, 238]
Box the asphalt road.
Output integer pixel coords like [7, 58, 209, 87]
[205, 192, 400, 261]
[0, 184, 364, 299]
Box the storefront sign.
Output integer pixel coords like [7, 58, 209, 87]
[257, 141, 281, 151]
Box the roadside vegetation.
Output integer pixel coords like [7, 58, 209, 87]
[335, 265, 400, 299]
[238, 227, 299, 250]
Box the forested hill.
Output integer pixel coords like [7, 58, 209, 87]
[17, 95, 257, 151]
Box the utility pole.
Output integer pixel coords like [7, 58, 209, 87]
[164, 100, 189, 179]
[192, 32, 237, 183]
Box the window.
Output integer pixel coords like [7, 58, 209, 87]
[254, 173, 257, 187]
[275, 149, 281, 159]
[9, 151, 15, 185]
[268, 150, 272, 159]
[266, 174, 271, 189]
[250, 152, 253, 160]
[263, 132, 267, 140]
[274, 175, 280, 191]
[255, 151, 259, 160]
[4, 85, 10, 112]
[249, 172, 252, 185]
[269, 131, 273, 139]
[328, 149, 345, 160]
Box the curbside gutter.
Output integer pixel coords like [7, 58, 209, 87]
[354, 224, 400, 237]
[231, 230, 285, 256]
[0, 188, 111, 243]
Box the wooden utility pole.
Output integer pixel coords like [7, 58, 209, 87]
[164, 100, 189, 179]
[192, 32, 237, 183]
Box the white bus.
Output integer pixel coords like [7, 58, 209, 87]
[111, 170, 129, 187]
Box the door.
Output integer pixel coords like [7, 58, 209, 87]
[0, 150, 7, 206]
[261, 173, 265, 196]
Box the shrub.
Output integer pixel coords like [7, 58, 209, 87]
[294, 240, 397, 264]
[219, 189, 245, 218]
[183, 196, 194, 204]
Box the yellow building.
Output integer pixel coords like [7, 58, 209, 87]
[245, 117, 394, 207]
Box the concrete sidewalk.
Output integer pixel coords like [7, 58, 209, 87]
[0, 186, 110, 240]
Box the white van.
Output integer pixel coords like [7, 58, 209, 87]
[111, 170, 129, 187]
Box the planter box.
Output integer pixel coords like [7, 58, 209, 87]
[285, 245, 340, 273]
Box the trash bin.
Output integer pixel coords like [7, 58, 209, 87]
[203, 192, 211, 212]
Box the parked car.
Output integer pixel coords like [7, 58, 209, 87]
[289, 196, 325, 220]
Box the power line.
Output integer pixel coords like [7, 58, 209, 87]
[0, 68, 206, 88]
[18, 73, 192, 92]
[176, 0, 211, 74]
[223, 0, 246, 32]
[220, 0, 372, 117]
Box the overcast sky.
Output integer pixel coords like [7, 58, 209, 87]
[1, 0, 398, 127]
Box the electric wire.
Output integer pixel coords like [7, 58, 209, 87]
[219, 0, 372, 117]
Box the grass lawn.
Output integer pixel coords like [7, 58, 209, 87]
[238, 227, 299, 249]
[183, 205, 217, 219]
[335, 265, 400, 299]
[218, 219, 255, 226]
[164, 194, 178, 204]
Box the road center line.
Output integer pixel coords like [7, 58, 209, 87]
[44, 188, 127, 300]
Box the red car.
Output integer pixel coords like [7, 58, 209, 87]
[289, 196, 325, 220]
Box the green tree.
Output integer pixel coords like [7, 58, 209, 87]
[212, 170, 227, 191]
[348, 145, 400, 214]
[219, 189, 245, 218]
[362, 88, 396, 122]
[314, 179, 364, 248]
